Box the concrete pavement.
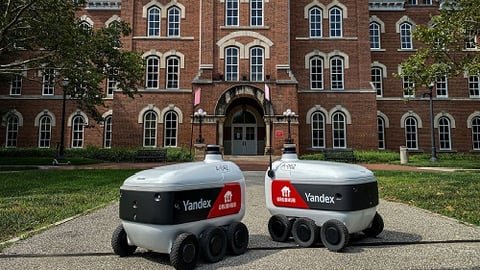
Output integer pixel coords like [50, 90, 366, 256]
[1, 171, 479, 270]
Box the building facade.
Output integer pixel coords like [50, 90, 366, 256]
[1, 0, 479, 155]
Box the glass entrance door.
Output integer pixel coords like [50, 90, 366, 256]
[232, 124, 257, 155]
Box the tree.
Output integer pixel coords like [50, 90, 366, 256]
[398, 0, 480, 94]
[0, 0, 144, 120]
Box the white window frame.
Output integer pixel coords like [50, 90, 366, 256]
[405, 116, 418, 150]
[143, 111, 158, 147]
[166, 56, 180, 89]
[164, 111, 178, 147]
[225, 47, 239, 81]
[436, 76, 448, 98]
[147, 6, 160, 37]
[400, 22, 413, 50]
[438, 117, 451, 150]
[38, 115, 52, 148]
[311, 112, 325, 148]
[250, 0, 263, 27]
[71, 115, 85, 148]
[329, 7, 343, 37]
[370, 22, 381, 49]
[250, 47, 264, 81]
[10, 76, 22, 95]
[104, 115, 112, 148]
[371, 67, 383, 97]
[226, 0, 239, 26]
[168, 7, 180, 37]
[309, 7, 322, 38]
[310, 56, 324, 90]
[146, 56, 160, 89]
[330, 56, 344, 90]
[332, 112, 346, 148]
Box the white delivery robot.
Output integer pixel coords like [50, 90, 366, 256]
[112, 145, 249, 270]
[265, 145, 383, 251]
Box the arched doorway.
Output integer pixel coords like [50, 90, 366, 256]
[231, 110, 257, 155]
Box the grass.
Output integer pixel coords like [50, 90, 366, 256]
[0, 169, 138, 245]
[375, 170, 480, 226]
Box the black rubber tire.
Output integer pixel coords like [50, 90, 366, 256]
[226, 222, 249, 255]
[200, 226, 227, 263]
[292, 217, 319, 247]
[111, 224, 137, 257]
[363, 212, 384, 237]
[320, 220, 350, 252]
[170, 233, 199, 270]
[267, 214, 292, 242]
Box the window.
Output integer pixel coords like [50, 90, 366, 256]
[310, 56, 324, 90]
[143, 111, 157, 147]
[250, 47, 264, 81]
[71, 115, 84, 148]
[147, 7, 160, 36]
[405, 116, 418, 149]
[407, 0, 418, 4]
[436, 76, 448, 98]
[330, 56, 344, 90]
[166, 56, 180, 89]
[168, 7, 180, 37]
[10, 76, 22, 95]
[250, 0, 263, 26]
[164, 111, 178, 147]
[377, 117, 385, 149]
[468, 76, 479, 97]
[423, 0, 432, 4]
[38, 115, 52, 148]
[226, 0, 239, 26]
[465, 30, 477, 49]
[438, 117, 451, 150]
[371, 67, 383, 96]
[225, 47, 239, 81]
[403, 76, 415, 98]
[329, 7, 342, 37]
[146, 56, 160, 89]
[5, 115, 19, 148]
[370, 22, 381, 49]
[332, 112, 346, 148]
[472, 117, 480, 150]
[80, 21, 92, 31]
[309, 7, 322, 37]
[107, 69, 118, 96]
[311, 112, 325, 148]
[400, 23, 413, 49]
[104, 115, 112, 148]
[42, 68, 55, 95]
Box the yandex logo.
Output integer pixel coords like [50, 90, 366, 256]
[208, 183, 242, 218]
[271, 180, 309, 209]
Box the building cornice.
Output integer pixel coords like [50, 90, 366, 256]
[85, 0, 121, 10]
[368, 0, 405, 11]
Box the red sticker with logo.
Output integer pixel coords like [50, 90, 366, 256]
[208, 183, 242, 218]
[271, 180, 309, 209]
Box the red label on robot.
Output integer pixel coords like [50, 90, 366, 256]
[271, 180, 309, 209]
[207, 183, 242, 218]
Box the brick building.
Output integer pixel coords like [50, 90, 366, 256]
[1, 0, 479, 156]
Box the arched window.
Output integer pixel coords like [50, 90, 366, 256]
[71, 115, 85, 148]
[146, 56, 160, 89]
[311, 112, 325, 148]
[38, 115, 52, 148]
[472, 117, 480, 150]
[309, 7, 322, 37]
[250, 47, 264, 81]
[104, 115, 112, 148]
[330, 56, 344, 90]
[5, 115, 19, 148]
[404, 116, 418, 149]
[371, 67, 383, 96]
[164, 111, 178, 147]
[438, 117, 451, 150]
[400, 22, 413, 49]
[166, 56, 180, 89]
[329, 7, 342, 37]
[310, 56, 324, 90]
[332, 112, 346, 148]
[147, 7, 160, 36]
[143, 111, 157, 147]
[225, 47, 239, 81]
[377, 116, 385, 149]
[168, 7, 180, 37]
[370, 22, 381, 49]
